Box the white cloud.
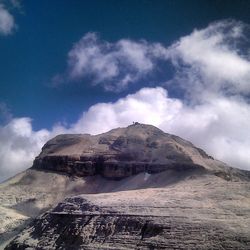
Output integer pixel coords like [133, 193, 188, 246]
[63, 20, 250, 95]
[67, 32, 168, 91]
[167, 20, 250, 97]
[0, 4, 15, 35]
[0, 118, 51, 182]
[69, 87, 182, 134]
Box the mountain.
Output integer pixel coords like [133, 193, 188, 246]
[1, 123, 250, 249]
[30, 123, 250, 180]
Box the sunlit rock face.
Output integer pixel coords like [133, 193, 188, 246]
[32, 123, 246, 180]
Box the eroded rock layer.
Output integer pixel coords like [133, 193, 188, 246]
[6, 174, 250, 249]
[32, 123, 246, 180]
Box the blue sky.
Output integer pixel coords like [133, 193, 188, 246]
[1, 0, 250, 129]
[1, 0, 250, 181]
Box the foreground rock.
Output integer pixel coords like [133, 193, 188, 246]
[1, 123, 250, 249]
[6, 173, 250, 249]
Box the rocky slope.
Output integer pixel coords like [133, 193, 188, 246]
[1, 123, 250, 249]
[5, 173, 250, 250]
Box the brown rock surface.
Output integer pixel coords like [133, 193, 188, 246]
[32, 123, 248, 180]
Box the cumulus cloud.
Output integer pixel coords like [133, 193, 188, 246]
[69, 87, 182, 134]
[0, 118, 50, 182]
[59, 20, 250, 95]
[66, 32, 168, 91]
[167, 20, 250, 98]
[0, 4, 15, 35]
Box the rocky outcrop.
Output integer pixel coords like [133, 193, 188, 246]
[33, 154, 206, 179]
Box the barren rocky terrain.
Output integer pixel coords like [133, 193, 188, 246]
[1, 123, 250, 249]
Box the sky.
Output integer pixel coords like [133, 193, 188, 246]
[1, 0, 250, 182]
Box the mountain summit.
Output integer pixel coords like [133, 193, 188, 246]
[1, 124, 250, 249]
[33, 123, 247, 180]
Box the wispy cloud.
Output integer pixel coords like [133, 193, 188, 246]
[60, 32, 168, 91]
[0, 102, 12, 123]
[0, 3, 15, 35]
[9, 0, 22, 10]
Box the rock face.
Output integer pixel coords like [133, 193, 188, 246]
[2, 123, 250, 249]
[32, 123, 247, 180]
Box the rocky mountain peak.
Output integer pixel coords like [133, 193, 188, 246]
[32, 123, 247, 181]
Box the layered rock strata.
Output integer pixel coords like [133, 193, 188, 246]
[6, 174, 250, 249]
[32, 123, 247, 180]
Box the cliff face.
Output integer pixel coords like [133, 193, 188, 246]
[32, 123, 244, 180]
[2, 124, 250, 249]
[32, 124, 201, 179]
